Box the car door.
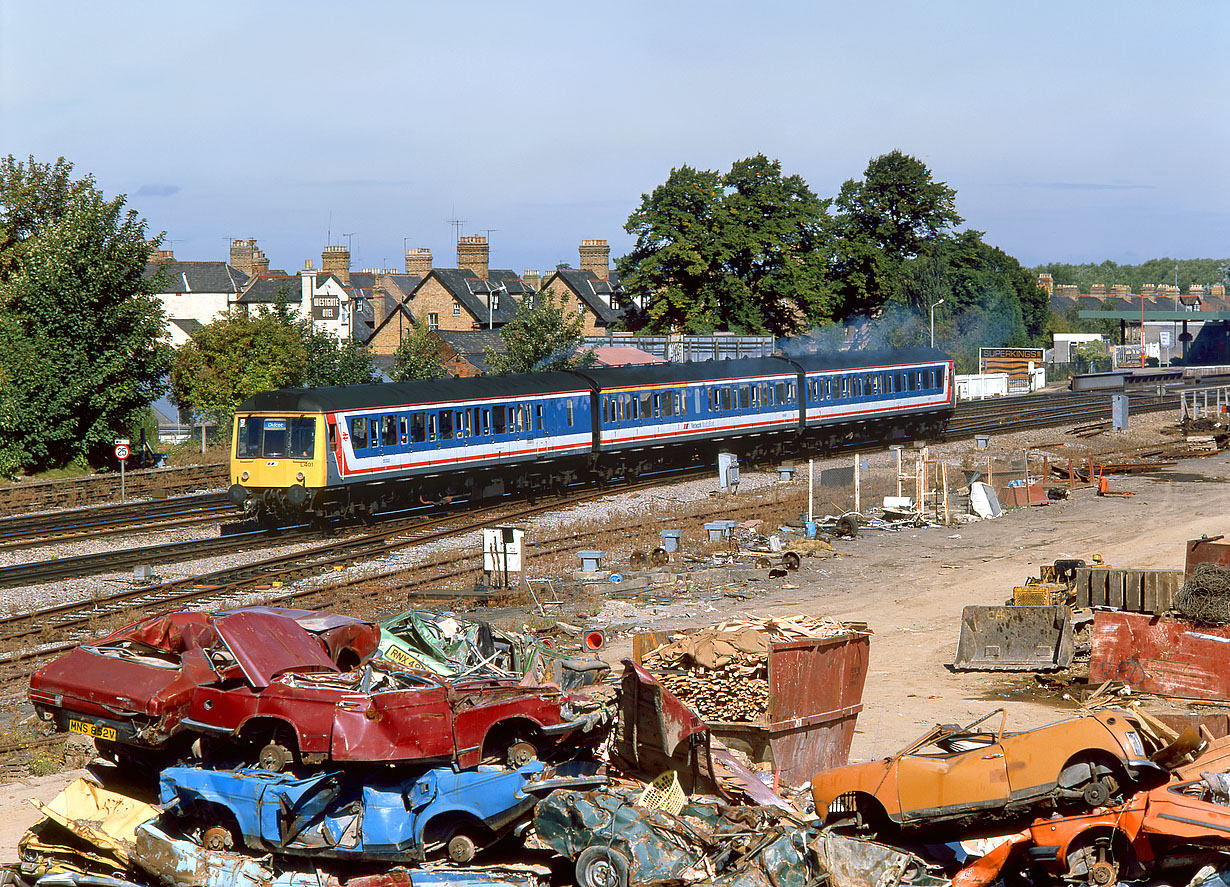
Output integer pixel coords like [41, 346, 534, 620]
[330, 668, 455, 763]
[895, 734, 1010, 822]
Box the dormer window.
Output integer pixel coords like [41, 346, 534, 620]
[491, 293, 499, 311]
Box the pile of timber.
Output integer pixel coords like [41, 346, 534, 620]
[641, 616, 849, 723]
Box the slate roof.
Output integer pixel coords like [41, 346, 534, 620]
[435, 329, 507, 374]
[548, 268, 626, 324]
[423, 269, 529, 326]
[144, 261, 248, 294]
[234, 275, 303, 304]
[1050, 295, 1077, 313]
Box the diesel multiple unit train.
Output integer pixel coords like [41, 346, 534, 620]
[228, 348, 955, 524]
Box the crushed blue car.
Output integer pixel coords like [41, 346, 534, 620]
[532, 786, 825, 887]
[159, 760, 588, 864]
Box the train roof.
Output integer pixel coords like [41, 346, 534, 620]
[788, 346, 950, 372]
[571, 348, 951, 388]
[236, 371, 589, 413]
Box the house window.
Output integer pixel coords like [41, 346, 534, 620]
[452, 301, 461, 316]
[427, 312, 439, 330]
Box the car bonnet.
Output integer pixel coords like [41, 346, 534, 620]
[215, 611, 339, 689]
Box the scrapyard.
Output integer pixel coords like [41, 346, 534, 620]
[5, 405, 1230, 887]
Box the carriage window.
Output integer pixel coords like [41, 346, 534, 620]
[641, 392, 654, 418]
[383, 415, 398, 448]
[774, 382, 786, 404]
[366, 417, 379, 447]
[398, 416, 408, 445]
[630, 395, 640, 421]
[349, 417, 368, 449]
[535, 404, 543, 430]
[567, 399, 575, 426]
[439, 411, 453, 440]
[662, 392, 674, 417]
[720, 387, 731, 411]
[427, 413, 437, 441]
[739, 386, 750, 409]
[328, 423, 337, 447]
[493, 406, 506, 435]
[708, 388, 716, 411]
[482, 409, 491, 435]
[411, 413, 426, 443]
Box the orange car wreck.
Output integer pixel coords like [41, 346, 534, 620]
[955, 769, 1230, 886]
[811, 708, 1198, 834]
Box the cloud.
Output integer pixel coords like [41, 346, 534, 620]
[136, 183, 180, 197]
[997, 181, 1154, 191]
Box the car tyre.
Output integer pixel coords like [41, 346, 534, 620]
[575, 846, 630, 887]
[258, 741, 292, 772]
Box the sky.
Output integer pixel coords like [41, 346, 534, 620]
[3, 1, 1228, 279]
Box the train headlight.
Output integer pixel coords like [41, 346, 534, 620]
[240, 471, 249, 482]
[296, 472, 305, 482]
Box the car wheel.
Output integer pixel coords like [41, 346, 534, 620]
[1066, 831, 1134, 886]
[506, 740, 538, 768]
[447, 834, 478, 865]
[1082, 777, 1112, 807]
[258, 741, 292, 772]
[575, 846, 630, 887]
[202, 826, 233, 851]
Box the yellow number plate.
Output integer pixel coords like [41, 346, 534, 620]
[68, 719, 116, 741]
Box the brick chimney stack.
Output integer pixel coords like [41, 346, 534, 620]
[150, 249, 175, 264]
[230, 239, 270, 277]
[405, 248, 432, 276]
[523, 270, 541, 291]
[321, 245, 351, 285]
[578, 239, 610, 281]
[457, 236, 489, 280]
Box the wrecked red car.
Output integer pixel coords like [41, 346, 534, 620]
[811, 708, 1195, 834]
[181, 613, 599, 770]
[28, 607, 379, 762]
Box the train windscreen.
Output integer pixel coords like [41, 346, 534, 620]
[236, 416, 316, 459]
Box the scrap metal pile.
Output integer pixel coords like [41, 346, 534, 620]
[13, 602, 1230, 887]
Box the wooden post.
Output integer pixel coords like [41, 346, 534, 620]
[895, 447, 902, 498]
[808, 459, 814, 523]
[988, 453, 993, 491]
[1068, 457, 1074, 489]
[853, 453, 861, 514]
[941, 463, 950, 525]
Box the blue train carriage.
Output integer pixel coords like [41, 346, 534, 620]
[573, 357, 804, 481]
[795, 347, 954, 446]
[229, 373, 594, 523]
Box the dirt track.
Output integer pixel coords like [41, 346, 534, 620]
[2, 439, 1226, 862]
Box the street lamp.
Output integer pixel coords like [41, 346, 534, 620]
[930, 299, 945, 349]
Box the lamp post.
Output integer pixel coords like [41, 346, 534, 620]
[930, 298, 945, 349]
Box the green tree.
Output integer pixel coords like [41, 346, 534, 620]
[170, 310, 306, 430]
[831, 151, 963, 317]
[617, 155, 835, 335]
[392, 318, 447, 381]
[486, 290, 594, 374]
[0, 155, 171, 475]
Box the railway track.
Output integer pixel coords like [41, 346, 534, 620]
[0, 463, 229, 516]
[0, 492, 237, 551]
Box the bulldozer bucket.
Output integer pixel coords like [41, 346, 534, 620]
[952, 605, 1074, 671]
